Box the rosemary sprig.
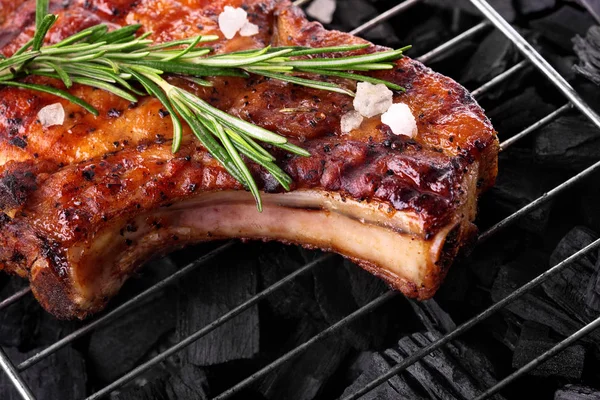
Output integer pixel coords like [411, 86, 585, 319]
[0, 0, 410, 210]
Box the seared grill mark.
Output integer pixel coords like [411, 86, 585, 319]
[0, 167, 38, 210]
[38, 236, 69, 278]
[9, 136, 28, 148]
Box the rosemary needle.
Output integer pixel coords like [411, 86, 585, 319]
[0, 0, 410, 210]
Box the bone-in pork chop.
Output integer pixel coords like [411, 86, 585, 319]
[0, 0, 498, 319]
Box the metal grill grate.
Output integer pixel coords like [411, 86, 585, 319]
[2, 0, 600, 398]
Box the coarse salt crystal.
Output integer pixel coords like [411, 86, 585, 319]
[38, 103, 65, 128]
[218, 6, 248, 39]
[306, 0, 337, 24]
[239, 21, 259, 37]
[341, 110, 363, 133]
[218, 6, 259, 39]
[353, 82, 393, 118]
[381, 103, 418, 138]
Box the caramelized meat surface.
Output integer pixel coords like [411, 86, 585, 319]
[0, 0, 498, 319]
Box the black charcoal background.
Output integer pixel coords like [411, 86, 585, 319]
[3, 0, 600, 399]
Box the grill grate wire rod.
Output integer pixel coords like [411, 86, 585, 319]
[1, 1, 600, 399]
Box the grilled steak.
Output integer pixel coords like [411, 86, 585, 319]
[0, 0, 498, 319]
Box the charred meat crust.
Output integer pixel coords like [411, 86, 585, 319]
[0, 159, 58, 214]
[0, 0, 498, 318]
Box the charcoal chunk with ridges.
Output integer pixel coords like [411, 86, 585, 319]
[258, 333, 351, 400]
[343, 330, 503, 400]
[534, 116, 600, 170]
[341, 351, 426, 400]
[543, 226, 600, 322]
[532, 5, 595, 51]
[574, 25, 600, 85]
[512, 322, 585, 379]
[461, 31, 520, 87]
[88, 288, 176, 383]
[517, 0, 557, 15]
[0, 345, 86, 400]
[115, 364, 209, 400]
[176, 251, 259, 366]
[555, 384, 600, 400]
[330, 0, 400, 47]
[313, 258, 390, 350]
[491, 249, 600, 351]
[87, 257, 178, 383]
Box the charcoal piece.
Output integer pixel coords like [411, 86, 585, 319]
[461, 30, 519, 85]
[467, 235, 523, 289]
[487, 87, 555, 137]
[388, 333, 485, 400]
[0, 278, 31, 348]
[534, 115, 600, 170]
[258, 243, 324, 322]
[555, 384, 600, 400]
[116, 381, 169, 400]
[176, 252, 259, 366]
[517, 0, 557, 14]
[574, 80, 600, 125]
[576, 0, 600, 24]
[574, 25, 600, 85]
[313, 260, 365, 348]
[343, 330, 503, 400]
[165, 364, 209, 400]
[88, 289, 176, 382]
[531, 5, 595, 51]
[487, 160, 557, 233]
[491, 257, 600, 349]
[0, 345, 86, 400]
[27, 308, 79, 349]
[359, 24, 401, 50]
[543, 227, 600, 322]
[330, 0, 399, 47]
[408, 299, 456, 334]
[0, 278, 78, 349]
[345, 351, 375, 382]
[341, 351, 426, 400]
[313, 257, 356, 326]
[258, 331, 350, 400]
[581, 174, 600, 233]
[116, 364, 209, 400]
[512, 322, 585, 379]
[378, 330, 505, 400]
[385, 346, 455, 400]
[331, 0, 375, 28]
[113, 256, 180, 301]
[344, 260, 388, 307]
[445, 339, 504, 391]
[404, 15, 453, 58]
[545, 52, 578, 81]
[436, 256, 472, 303]
[495, 314, 521, 351]
[257, 246, 352, 400]
[313, 259, 389, 349]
